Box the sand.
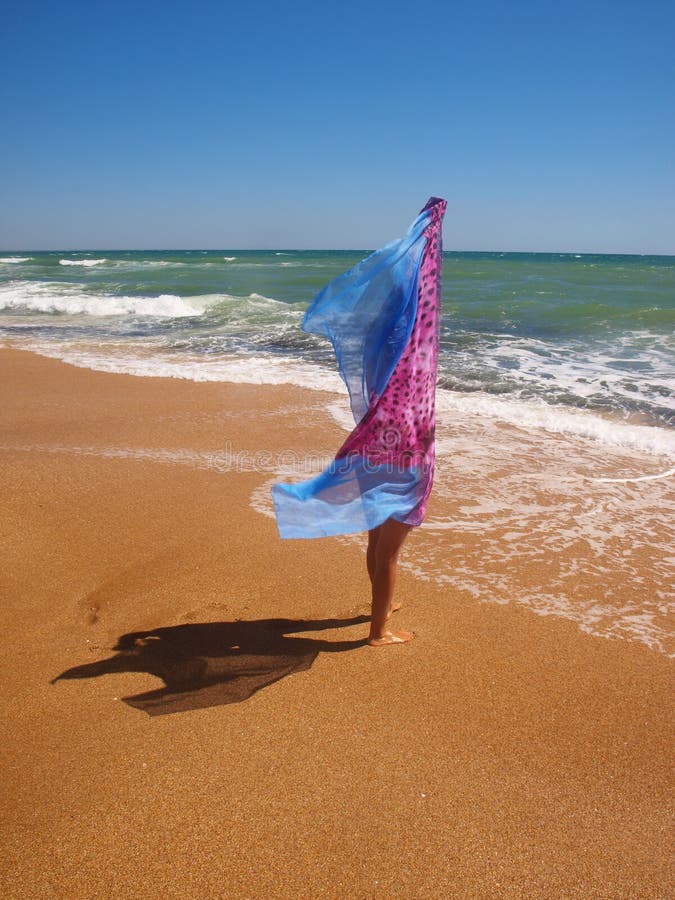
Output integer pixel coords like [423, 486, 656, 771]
[0, 346, 672, 898]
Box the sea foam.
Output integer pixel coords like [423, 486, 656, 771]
[0, 282, 202, 317]
[10, 341, 346, 391]
[434, 390, 675, 460]
[59, 258, 107, 267]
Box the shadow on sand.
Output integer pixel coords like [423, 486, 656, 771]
[51, 616, 369, 716]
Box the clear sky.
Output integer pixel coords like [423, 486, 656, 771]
[2, 0, 674, 253]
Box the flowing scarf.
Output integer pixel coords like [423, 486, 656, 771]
[272, 197, 446, 539]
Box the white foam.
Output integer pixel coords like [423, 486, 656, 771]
[249, 477, 280, 520]
[248, 292, 286, 305]
[590, 466, 675, 483]
[0, 282, 202, 317]
[223, 256, 237, 262]
[15, 341, 346, 391]
[0, 256, 31, 264]
[108, 259, 184, 269]
[395, 441, 675, 657]
[435, 389, 675, 460]
[447, 333, 675, 413]
[325, 398, 353, 431]
[59, 258, 106, 267]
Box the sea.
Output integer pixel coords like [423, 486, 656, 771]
[1, 250, 674, 655]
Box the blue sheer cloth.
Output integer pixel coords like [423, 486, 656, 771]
[302, 209, 431, 423]
[272, 202, 440, 539]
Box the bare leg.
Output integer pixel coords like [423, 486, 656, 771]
[368, 518, 414, 646]
[367, 525, 401, 619]
[366, 525, 380, 585]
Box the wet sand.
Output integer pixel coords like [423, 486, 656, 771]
[0, 346, 672, 898]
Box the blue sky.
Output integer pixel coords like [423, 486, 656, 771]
[2, 0, 674, 253]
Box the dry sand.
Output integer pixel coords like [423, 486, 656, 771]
[0, 346, 672, 898]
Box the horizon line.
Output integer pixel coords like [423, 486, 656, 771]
[2, 247, 674, 258]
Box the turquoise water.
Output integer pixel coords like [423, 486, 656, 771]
[1, 248, 673, 441]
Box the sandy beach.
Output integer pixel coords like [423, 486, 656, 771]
[0, 346, 672, 898]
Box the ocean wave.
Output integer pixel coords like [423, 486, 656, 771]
[111, 259, 199, 270]
[434, 389, 675, 460]
[0, 283, 202, 317]
[106, 258, 246, 271]
[0, 281, 300, 322]
[0, 257, 31, 264]
[439, 331, 675, 422]
[59, 258, 107, 267]
[247, 292, 288, 305]
[58, 258, 212, 270]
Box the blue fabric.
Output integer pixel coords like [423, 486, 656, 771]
[272, 206, 433, 540]
[273, 457, 426, 539]
[301, 208, 431, 423]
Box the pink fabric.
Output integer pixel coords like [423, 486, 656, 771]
[335, 197, 446, 525]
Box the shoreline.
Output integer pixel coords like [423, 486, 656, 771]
[3, 335, 673, 457]
[3, 343, 674, 656]
[1, 346, 673, 897]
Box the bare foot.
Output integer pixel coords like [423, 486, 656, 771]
[386, 602, 402, 621]
[368, 628, 414, 647]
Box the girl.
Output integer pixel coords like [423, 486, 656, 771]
[273, 198, 447, 646]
